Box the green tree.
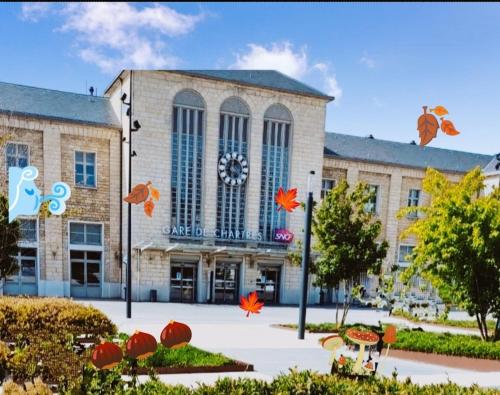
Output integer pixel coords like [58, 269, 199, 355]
[0, 194, 20, 294]
[398, 167, 500, 341]
[312, 180, 389, 328]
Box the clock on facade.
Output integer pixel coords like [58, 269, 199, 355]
[218, 152, 249, 186]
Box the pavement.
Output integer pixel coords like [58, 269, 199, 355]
[82, 301, 500, 389]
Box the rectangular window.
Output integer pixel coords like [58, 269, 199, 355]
[398, 245, 414, 267]
[6, 143, 29, 170]
[75, 151, 96, 188]
[365, 185, 379, 213]
[70, 223, 102, 246]
[321, 179, 336, 199]
[19, 219, 37, 242]
[407, 189, 420, 218]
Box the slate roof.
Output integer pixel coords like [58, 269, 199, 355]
[483, 155, 500, 173]
[168, 70, 334, 101]
[324, 132, 492, 173]
[0, 81, 120, 128]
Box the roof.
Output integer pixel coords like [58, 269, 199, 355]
[166, 70, 333, 101]
[0, 81, 120, 128]
[483, 155, 500, 174]
[324, 132, 492, 173]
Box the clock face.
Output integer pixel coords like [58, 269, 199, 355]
[218, 152, 249, 186]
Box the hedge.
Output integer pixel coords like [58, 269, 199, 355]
[6, 369, 495, 395]
[0, 297, 116, 342]
[392, 309, 496, 331]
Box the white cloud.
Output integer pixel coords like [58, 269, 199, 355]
[360, 52, 376, 68]
[231, 42, 308, 79]
[232, 42, 342, 101]
[20, 2, 52, 22]
[22, 3, 204, 73]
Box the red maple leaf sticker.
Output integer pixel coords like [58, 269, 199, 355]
[275, 187, 300, 212]
[240, 291, 264, 318]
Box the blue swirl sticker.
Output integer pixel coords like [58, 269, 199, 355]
[8, 166, 71, 223]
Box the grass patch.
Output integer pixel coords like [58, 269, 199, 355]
[140, 344, 234, 368]
[392, 309, 496, 331]
[280, 323, 500, 360]
[392, 330, 500, 360]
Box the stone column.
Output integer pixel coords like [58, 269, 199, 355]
[42, 126, 64, 296]
[385, 171, 403, 272]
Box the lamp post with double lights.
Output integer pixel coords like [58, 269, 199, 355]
[121, 71, 141, 319]
[298, 170, 315, 339]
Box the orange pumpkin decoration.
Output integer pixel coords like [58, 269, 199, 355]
[338, 355, 346, 366]
[161, 320, 192, 349]
[126, 331, 157, 360]
[91, 341, 122, 370]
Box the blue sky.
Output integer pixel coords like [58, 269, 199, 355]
[1, 2, 499, 155]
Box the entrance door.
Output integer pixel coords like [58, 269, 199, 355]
[214, 262, 239, 304]
[70, 251, 102, 298]
[5, 248, 37, 296]
[170, 264, 197, 303]
[256, 265, 281, 304]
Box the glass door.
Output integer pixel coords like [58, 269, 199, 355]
[170, 264, 197, 303]
[70, 251, 101, 298]
[214, 262, 240, 304]
[5, 248, 37, 296]
[256, 265, 281, 304]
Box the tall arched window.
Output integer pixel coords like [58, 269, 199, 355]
[171, 90, 205, 233]
[259, 104, 292, 241]
[216, 97, 250, 237]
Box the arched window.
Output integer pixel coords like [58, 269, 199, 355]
[171, 90, 205, 234]
[259, 104, 292, 241]
[216, 97, 250, 238]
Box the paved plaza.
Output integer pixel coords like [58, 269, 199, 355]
[84, 301, 500, 389]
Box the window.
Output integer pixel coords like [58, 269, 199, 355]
[70, 223, 102, 246]
[321, 179, 336, 199]
[398, 245, 414, 267]
[407, 189, 420, 218]
[259, 104, 292, 242]
[75, 151, 96, 187]
[19, 219, 37, 242]
[365, 185, 379, 213]
[217, 97, 250, 235]
[6, 143, 29, 170]
[171, 90, 205, 233]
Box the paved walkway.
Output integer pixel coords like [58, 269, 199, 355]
[84, 301, 500, 389]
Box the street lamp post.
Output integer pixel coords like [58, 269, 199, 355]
[121, 70, 141, 319]
[298, 170, 315, 339]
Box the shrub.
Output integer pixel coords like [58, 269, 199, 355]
[0, 297, 116, 343]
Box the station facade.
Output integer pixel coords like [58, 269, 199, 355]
[0, 71, 493, 304]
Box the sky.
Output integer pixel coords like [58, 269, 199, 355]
[0, 2, 499, 155]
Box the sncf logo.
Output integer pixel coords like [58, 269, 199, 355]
[274, 229, 294, 243]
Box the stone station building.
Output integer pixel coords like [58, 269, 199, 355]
[0, 71, 494, 304]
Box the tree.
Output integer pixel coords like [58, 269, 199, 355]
[312, 180, 389, 328]
[0, 194, 20, 294]
[398, 167, 500, 341]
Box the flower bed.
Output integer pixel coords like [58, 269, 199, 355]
[279, 322, 500, 360]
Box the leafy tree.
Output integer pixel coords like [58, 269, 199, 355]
[398, 167, 500, 341]
[312, 180, 389, 328]
[0, 194, 20, 294]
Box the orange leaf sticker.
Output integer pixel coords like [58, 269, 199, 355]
[275, 187, 300, 213]
[430, 105, 449, 117]
[417, 106, 439, 146]
[239, 291, 264, 318]
[149, 185, 160, 201]
[440, 118, 460, 136]
[144, 199, 155, 217]
[124, 181, 151, 204]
